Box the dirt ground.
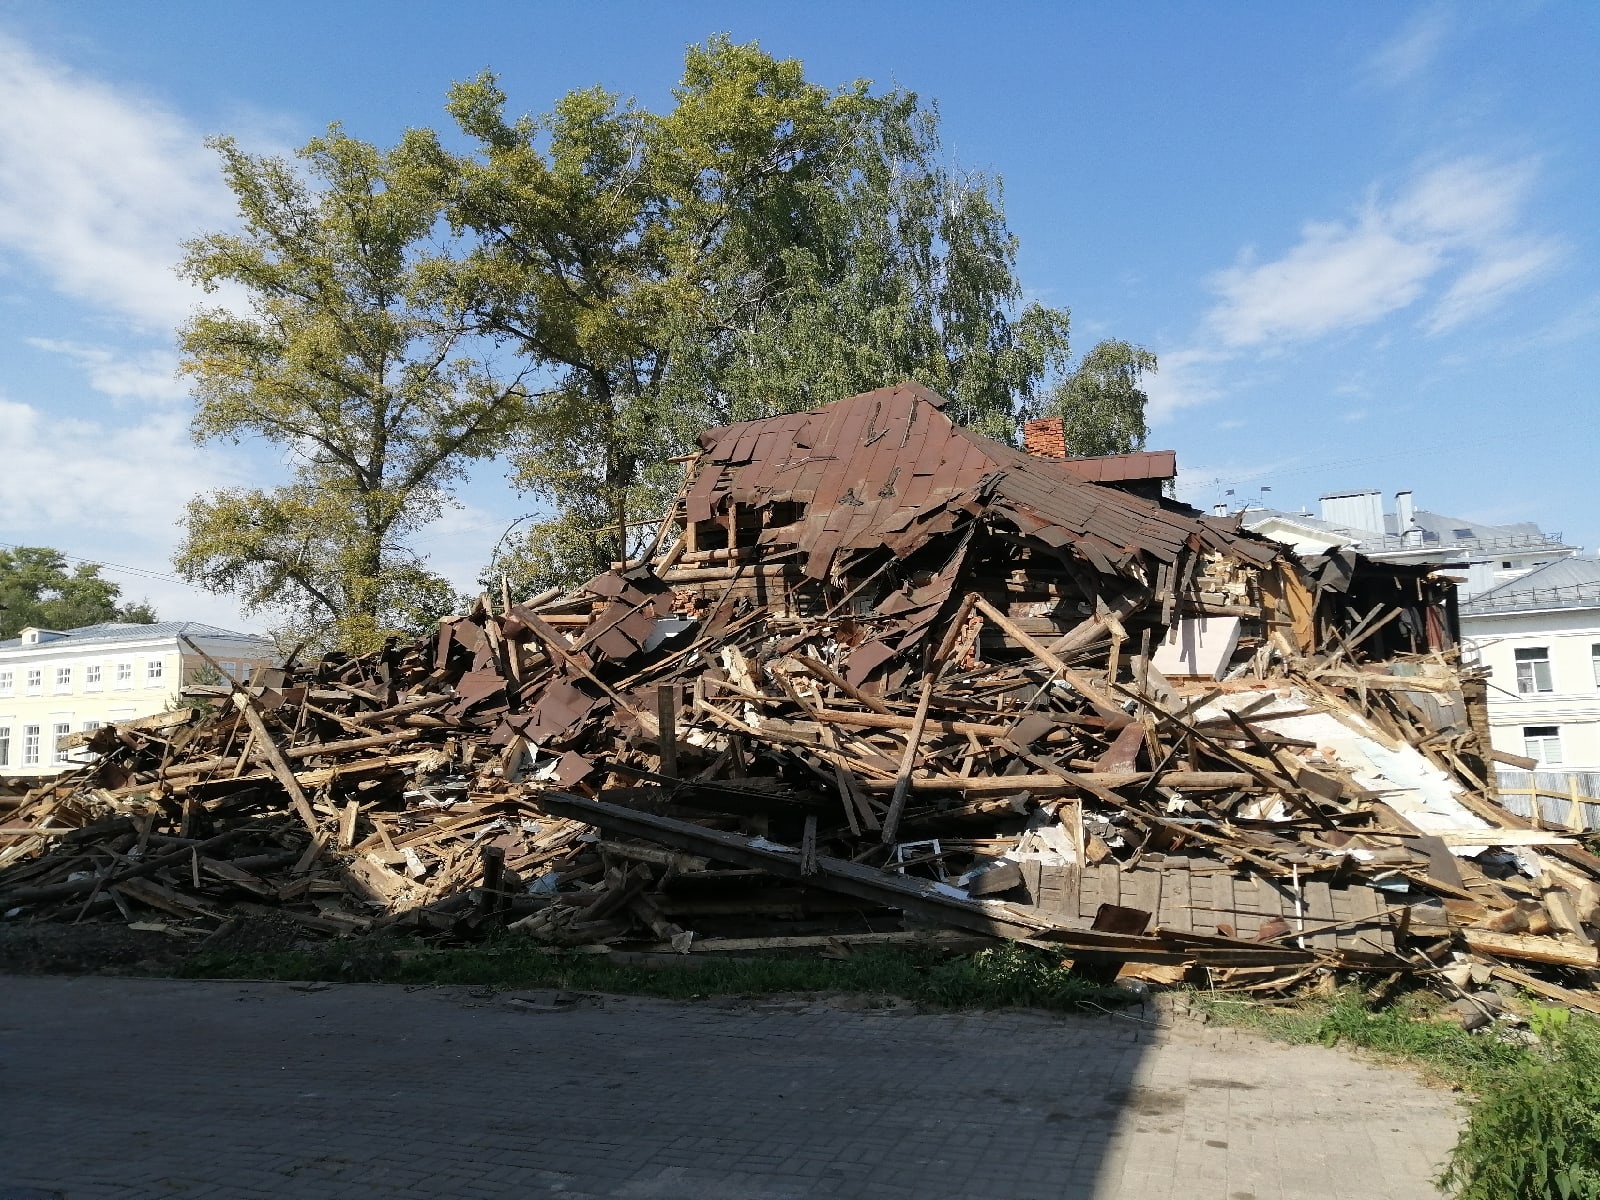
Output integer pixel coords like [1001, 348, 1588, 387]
[0, 912, 311, 975]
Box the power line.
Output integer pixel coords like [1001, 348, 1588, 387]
[1186, 434, 1504, 492]
[0, 542, 194, 589]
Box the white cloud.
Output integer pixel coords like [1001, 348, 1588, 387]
[0, 33, 235, 330]
[0, 394, 236, 536]
[1210, 212, 1440, 346]
[1365, 8, 1452, 89]
[1142, 346, 1231, 422]
[26, 337, 188, 404]
[1205, 158, 1558, 348]
[0, 388, 267, 626]
[1426, 238, 1560, 333]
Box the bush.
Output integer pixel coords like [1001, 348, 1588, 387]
[1439, 1007, 1600, 1199]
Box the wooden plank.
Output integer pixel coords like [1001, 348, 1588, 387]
[1303, 881, 1338, 951]
[882, 671, 938, 845]
[338, 800, 360, 849]
[1463, 930, 1599, 968]
[1122, 869, 1161, 930]
[230, 693, 320, 835]
[1161, 864, 1194, 936]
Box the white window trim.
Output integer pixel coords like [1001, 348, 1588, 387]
[84, 664, 102, 692]
[1515, 647, 1554, 696]
[1523, 725, 1563, 767]
[51, 721, 71, 765]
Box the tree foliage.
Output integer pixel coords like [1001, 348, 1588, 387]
[419, 36, 1072, 592]
[178, 37, 1152, 619]
[175, 129, 530, 652]
[0, 548, 156, 638]
[1044, 339, 1157, 458]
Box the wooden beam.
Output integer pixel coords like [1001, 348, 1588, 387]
[231, 692, 320, 834]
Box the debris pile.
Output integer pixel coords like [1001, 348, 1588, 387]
[5, 383, 1600, 1011]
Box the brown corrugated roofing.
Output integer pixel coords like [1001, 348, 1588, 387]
[690, 382, 1276, 580]
[1060, 450, 1178, 484]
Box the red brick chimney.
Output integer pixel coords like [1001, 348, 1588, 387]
[1022, 416, 1068, 459]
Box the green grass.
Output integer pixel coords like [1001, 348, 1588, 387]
[1193, 987, 1600, 1198]
[176, 937, 1130, 1013]
[1190, 987, 1529, 1091]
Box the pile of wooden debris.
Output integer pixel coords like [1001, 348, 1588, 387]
[4, 384, 1598, 1013]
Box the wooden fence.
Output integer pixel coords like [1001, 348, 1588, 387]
[1495, 771, 1600, 833]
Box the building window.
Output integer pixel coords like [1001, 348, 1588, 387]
[75, 720, 101, 761]
[52, 721, 70, 765]
[1515, 647, 1554, 694]
[1501, 561, 1513, 569]
[22, 724, 40, 766]
[0, 670, 11, 696]
[1524, 725, 1563, 766]
[115, 661, 133, 687]
[85, 664, 101, 691]
[0, 724, 9, 767]
[1592, 644, 1600, 689]
[147, 658, 164, 685]
[55, 666, 72, 693]
[220, 661, 237, 679]
[25, 669, 42, 695]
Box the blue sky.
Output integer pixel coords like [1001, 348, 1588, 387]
[0, 2, 1595, 630]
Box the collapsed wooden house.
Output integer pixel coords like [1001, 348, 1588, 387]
[3, 384, 1598, 1011]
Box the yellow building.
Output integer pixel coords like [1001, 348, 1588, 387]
[0, 621, 277, 776]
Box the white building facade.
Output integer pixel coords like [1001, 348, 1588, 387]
[1460, 559, 1600, 798]
[0, 621, 276, 777]
[1241, 489, 1599, 811]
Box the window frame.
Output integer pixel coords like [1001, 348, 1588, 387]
[146, 657, 165, 686]
[84, 664, 102, 691]
[115, 661, 133, 688]
[54, 665, 72, 693]
[1523, 725, 1564, 766]
[21, 724, 40, 767]
[51, 721, 71, 765]
[25, 668, 42, 696]
[1515, 646, 1554, 695]
[0, 724, 10, 768]
[0, 669, 11, 697]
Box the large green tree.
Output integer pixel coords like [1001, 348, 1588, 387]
[0, 548, 155, 639]
[175, 128, 530, 652]
[1043, 339, 1157, 458]
[422, 36, 1073, 591]
[177, 38, 1148, 621]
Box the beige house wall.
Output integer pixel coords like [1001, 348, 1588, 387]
[1463, 607, 1600, 772]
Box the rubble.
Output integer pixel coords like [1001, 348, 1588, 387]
[4, 382, 1600, 1011]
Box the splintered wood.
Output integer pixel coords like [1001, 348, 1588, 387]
[4, 383, 1599, 1011]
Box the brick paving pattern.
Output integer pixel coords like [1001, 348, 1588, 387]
[0, 976, 1460, 1198]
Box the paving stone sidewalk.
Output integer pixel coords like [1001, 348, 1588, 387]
[0, 976, 1460, 1199]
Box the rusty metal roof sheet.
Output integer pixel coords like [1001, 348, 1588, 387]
[1060, 450, 1178, 484]
[691, 383, 1276, 579]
